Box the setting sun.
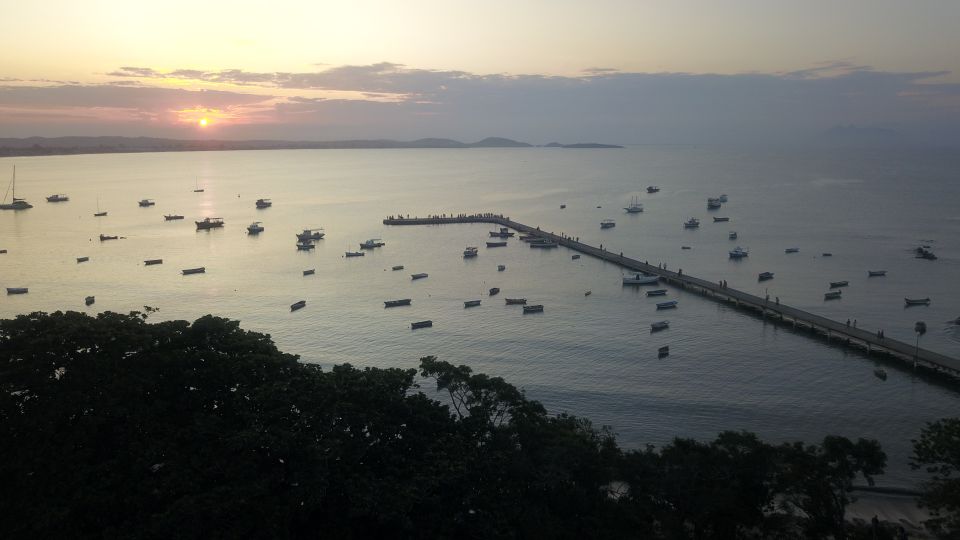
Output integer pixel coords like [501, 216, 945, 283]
[199, 118, 208, 127]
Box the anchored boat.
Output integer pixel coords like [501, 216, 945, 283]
[411, 320, 433, 329]
[195, 217, 224, 230]
[623, 273, 659, 285]
[656, 300, 678, 309]
[904, 297, 931, 306]
[384, 299, 412, 307]
[1, 166, 33, 210]
[651, 320, 669, 331]
[522, 304, 544, 313]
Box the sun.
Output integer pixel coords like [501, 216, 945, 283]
[198, 118, 208, 127]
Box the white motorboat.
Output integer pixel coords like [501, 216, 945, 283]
[684, 218, 700, 229]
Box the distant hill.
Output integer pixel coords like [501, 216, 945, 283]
[0, 136, 625, 157]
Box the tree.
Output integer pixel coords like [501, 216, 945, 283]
[911, 418, 960, 536]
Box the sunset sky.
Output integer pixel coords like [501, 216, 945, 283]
[2, 0, 959, 144]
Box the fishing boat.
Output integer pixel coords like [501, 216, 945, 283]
[824, 291, 842, 300]
[530, 241, 558, 248]
[729, 231, 738, 240]
[296, 242, 315, 250]
[46, 194, 69, 202]
[85, 296, 95, 306]
[138, 199, 155, 207]
[623, 273, 659, 285]
[486, 241, 507, 247]
[392, 265, 404, 271]
[572, 254, 580, 260]
[411, 320, 433, 329]
[411, 273, 428, 280]
[718, 194, 728, 202]
[624, 196, 643, 213]
[518, 234, 538, 241]
[360, 238, 385, 249]
[195, 217, 224, 230]
[868, 270, 887, 277]
[164, 214, 184, 221]
[651, 320, 669, 331]
[247, 222, 264, 234]
[76, 256, 89, 263]
[584, 290, 592, 296]
[489, 227, 515, 238]
[523, 304, 544, 313]
[345, 251, 365, 257]
[683, 218, 700, 229]
[560, 204, 566, 209]
[489, 287, 500, 296]
[829, 280, 849, 288]
[464, 300, 482, 308]
[758, 271, 774, 281]
[6, 287, 28, 294]
[785, 247, 800, 253]
[681, 246, 692, 250]
[905, 297, 931, 306]
[822, 253, 833, 257]
[505, 298, 527, 305]
[646, 186, 660, 193]
[182, 267, 205, 275]
[463, 246, 479, 258]
[646, 289, 668, 296]
[707, 198, 722, 209]
[296, 228, 325, 241]
[0, 166, 33, 210]
[303, 269, 315, 276]
[658, 346, 670, 357]
[384, 299, 412, 307]
[713, 217, 730, 222]
[290, 300, 306, 311]
[144, 259, 163, 265]
[656, 300, 678, 309]
[601, 219, 616, 229]
[729, 246, 749, 258]
[255, 198, 272, 209]
[99, 234, 118, 241]
[874, 368, 888, 381]
[498, 264, 506, 271]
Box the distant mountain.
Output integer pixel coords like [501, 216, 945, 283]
[469, 137, 532, 148]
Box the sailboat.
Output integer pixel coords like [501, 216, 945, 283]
[94, 196, 107, 217]
[623, 195, 643, 213]
[193, 178, 204, 193]
[0, 166, 33, 210]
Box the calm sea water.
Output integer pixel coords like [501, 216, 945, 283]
[2, 146, 959, 487]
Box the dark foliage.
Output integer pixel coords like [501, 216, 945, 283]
[912, 418, 960, 537]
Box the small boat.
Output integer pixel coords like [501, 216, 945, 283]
[822, 253, 833, 257]
[530, 242, 558, 248]
[463, 246, 479, 258]
[718, 194, 728, 202]
[623, 273, 659, 285]
[785, 247, 800, 253]
[489, 287, 500, 296]
[658, 346, 670, 357]
[868, 270, 887, 277]
[560, 204, 566, 209]
[464, 300, 482, 308]
[656, 300, 678, 309]
[164, 214, 184, 221]
[296, 228, 325, 241]
[758, 271, 774, 281]
[196, 217, 224, 230]
[647, 186, 660, 193]
[1, 166, 33, 210]
[392, 265, 404, 271]
[523, 304, 544, 313]
[6, 287, 28, 294]
[497, 264, 506, 271]
[144, 259, 163, 265]
[247, 222, 264, 234]
[624, 196, 644, 213]
[0, 249, 6, 254]
[94, 211, 107, 217]
[384, 299, 412, 307]
[411, 320, 433, 329]
[597, 205, 602, 208]
[193, 179, 204, 193]
[651, 320, 669, 331]
[296, 243, 315, 250]
[486, 241, 507, 247]
[411, 273, 428, 280]
[182, 267, 206, 275]
[646, 289, 668, 296]
[584, 290, 592, 296]
[360, 238, 385, 249]
[915, 247, 937, 260]
[303, 269, 315, 276]
[85, 296, 95, 306]
[713, 216, 730, 222]
[874, 368, 888, 381]
[681, 246, 692, 250]
[683, 218, 700, 229]
[138, 199, 155, 207]
[601, 219, 616, 229]
[905, 297, 931, 306]
[505, 298, 527, 305]
[572, 254, 580, 260]
[707, 198, 722, 209]
[290, 300, 306, 311]
[489, 228, 515, 238]
[518, 234, 537, 241]
[345, 251, 365, 257]
[729, 246, 749, 258]
[729, 231, 738, 240]
[99, 234, 118, 241]
[255, 198, 272, 208]
[824, 291, 842, 300]
[829, 280, 849, 288]
[76, 256, 89, 263]
[46, 194, 69, 202]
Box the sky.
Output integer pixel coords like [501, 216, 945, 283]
[1, 0, 959, 145]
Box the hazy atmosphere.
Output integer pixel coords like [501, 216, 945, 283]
[2, 0, 960, 145]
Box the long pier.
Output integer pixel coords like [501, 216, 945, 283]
[383, 214, 960, 378]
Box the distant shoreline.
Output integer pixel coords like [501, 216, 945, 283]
[0, 136, 623, 158]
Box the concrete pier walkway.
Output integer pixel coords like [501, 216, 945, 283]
[383, 214, 960, 377]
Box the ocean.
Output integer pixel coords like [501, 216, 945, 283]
[2, 145, 959, 487]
